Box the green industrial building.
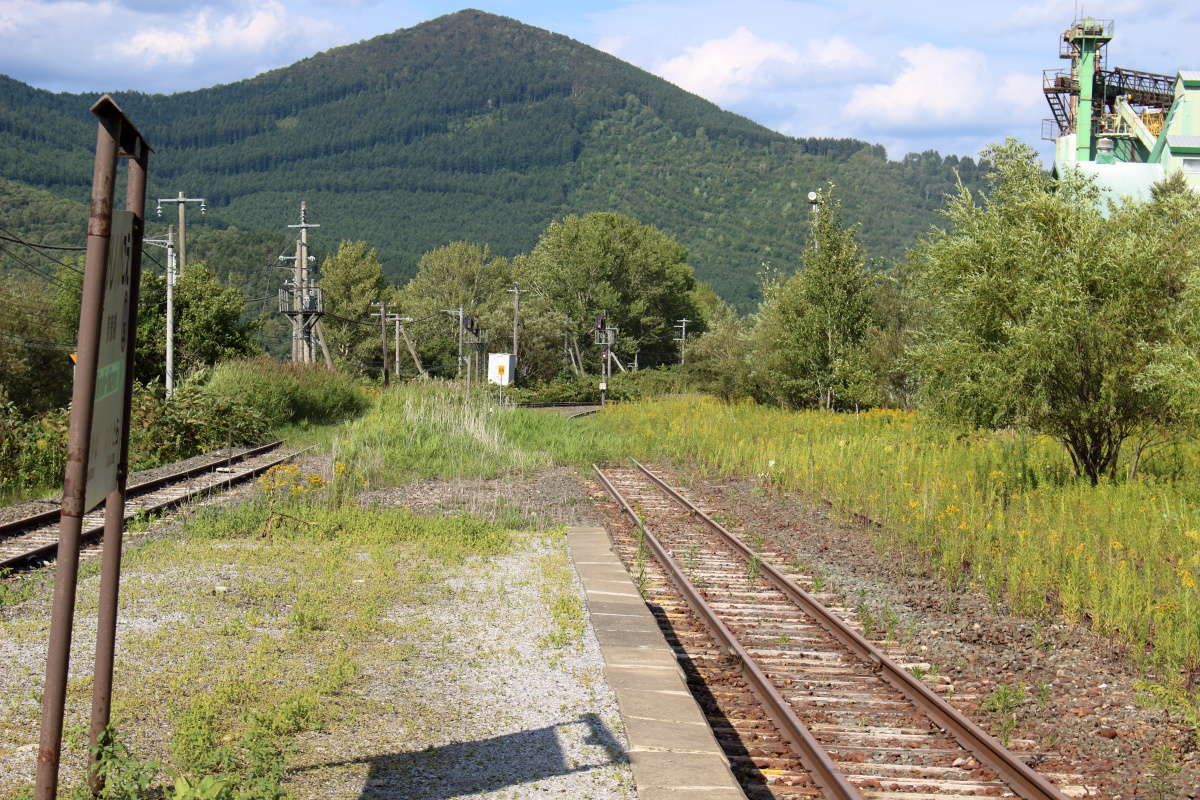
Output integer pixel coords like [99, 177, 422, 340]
[1044, 18, 1200, 199]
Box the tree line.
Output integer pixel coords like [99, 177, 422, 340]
[317, 139, 1200, 486]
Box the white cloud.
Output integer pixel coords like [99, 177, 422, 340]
[0, 0, 116, 34]
[115, 1, 329, 67]
[596, 34, 629, 56]
[845, 44, 1040, 131]
[657, 26, 869, 103]
[0, 0, 345, 91]
[1007, 0, 1151, 29]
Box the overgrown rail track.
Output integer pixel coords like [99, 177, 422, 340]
[0, 441, 304, 569]
[594, 459, 1090, 800]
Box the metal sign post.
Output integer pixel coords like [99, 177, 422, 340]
[35, 95, 149, 800]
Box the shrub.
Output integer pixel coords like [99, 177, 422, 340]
[200, 358, 368, 429]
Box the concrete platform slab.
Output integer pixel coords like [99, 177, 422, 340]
[613, 687, 710, 727]
[627, 751, 743, 789]
[595, 626, 679, 649]
[568, 525, 745, 799]
[622, 716, 724, 754]
[604, 664, 688, 692]
[637, 788, 749, 800]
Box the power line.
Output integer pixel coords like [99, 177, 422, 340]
[142, 249, 165, 272]
[0, 242, 67, 287]
[0, 230, 86, 251]
[0, 330, 73, 351]
[0, 226, 84, 275]
[323, 311, 378, 328]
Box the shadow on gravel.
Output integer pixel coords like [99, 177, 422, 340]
[297, 712, 628, 799]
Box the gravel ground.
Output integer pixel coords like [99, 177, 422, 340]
[360, 467, 604, 528]
[645, 466, 1199, 799]
[1, 462, 636, 800]
[290, 536, 636, 800]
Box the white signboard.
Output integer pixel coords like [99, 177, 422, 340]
[488, 353, 515, 386]
[85, 211, 135, 512]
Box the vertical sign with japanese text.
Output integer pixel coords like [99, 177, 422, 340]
[84, 211, 137, 511]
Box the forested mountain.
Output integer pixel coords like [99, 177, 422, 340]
[0, 9, 986, 307]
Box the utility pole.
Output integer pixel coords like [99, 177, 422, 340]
[595, 316, 616, 406]
[155, 192, 205, 274]
[674, 318, 690, 365]
[507, 281, 521, 377]
[373, 300, 389, 385]
[142, 227, 177, 396]
[279, 202, 321, 363]
[165, 228, 176, 395]
[391, 314, 427, 377]
[288, 201, 320, 363]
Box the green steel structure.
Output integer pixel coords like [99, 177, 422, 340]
[1044, 18, 1200, 200]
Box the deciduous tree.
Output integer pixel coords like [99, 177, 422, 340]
[319, 240, 385, 368]
[751, 186, 875, 409]
[911, 140, 1200, 484]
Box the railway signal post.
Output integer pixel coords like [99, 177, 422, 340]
[36, 95, 150, 800]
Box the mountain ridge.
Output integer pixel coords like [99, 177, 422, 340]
[0, 9, 984, 306]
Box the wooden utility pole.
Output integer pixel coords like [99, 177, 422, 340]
[156, 191, 204, 275]
[507, 281, 521, 364]
[375, 300, 389, 385]
[395, 317, 427, 377]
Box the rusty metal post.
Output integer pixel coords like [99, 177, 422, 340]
[35, 104, 122, 800]
[88, 132, 148, 791]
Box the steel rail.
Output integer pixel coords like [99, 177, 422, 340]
[0, 440, 283, 540]
[592, 464, 864, 800]
[629, 457, 1072, 800]
[1, 445, 311, 569]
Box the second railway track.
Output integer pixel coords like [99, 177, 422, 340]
[595, 460, 1090, 800]
[0, 441, 306, 569]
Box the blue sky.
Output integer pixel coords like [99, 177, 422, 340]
[1, 1, 1197, 159]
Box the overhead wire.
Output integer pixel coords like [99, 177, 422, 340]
[0, 226, 85, 275]
[0, 229, 85, 251]
[0, 242, 67, 287]
[0, 330, 73, 351]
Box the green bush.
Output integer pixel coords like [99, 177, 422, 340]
[0, 380, 273, 502]
[129, 384, 270, 470]
[200, 358, 369, 429]
[0, 399, 68, 501]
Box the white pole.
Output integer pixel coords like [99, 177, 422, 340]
[166, 226, 176, 397]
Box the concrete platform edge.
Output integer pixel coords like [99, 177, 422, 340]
[567, 526, 746, 799]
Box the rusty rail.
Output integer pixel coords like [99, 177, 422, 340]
[0, 440, 283, 541]
[623, 458, 1072, 800]
[1, 444, 309, 569]
[592, 463, 864, 800]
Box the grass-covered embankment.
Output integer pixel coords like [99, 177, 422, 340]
[570, 398, 1200, 682]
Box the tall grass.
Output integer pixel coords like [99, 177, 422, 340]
[200, 358, 369, 429]
[581, 398, 1200, 675]
[330, 383, 633, 489]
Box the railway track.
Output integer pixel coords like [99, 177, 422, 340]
[0, 441, 305, 569]
[594, 460, 1090, 800]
